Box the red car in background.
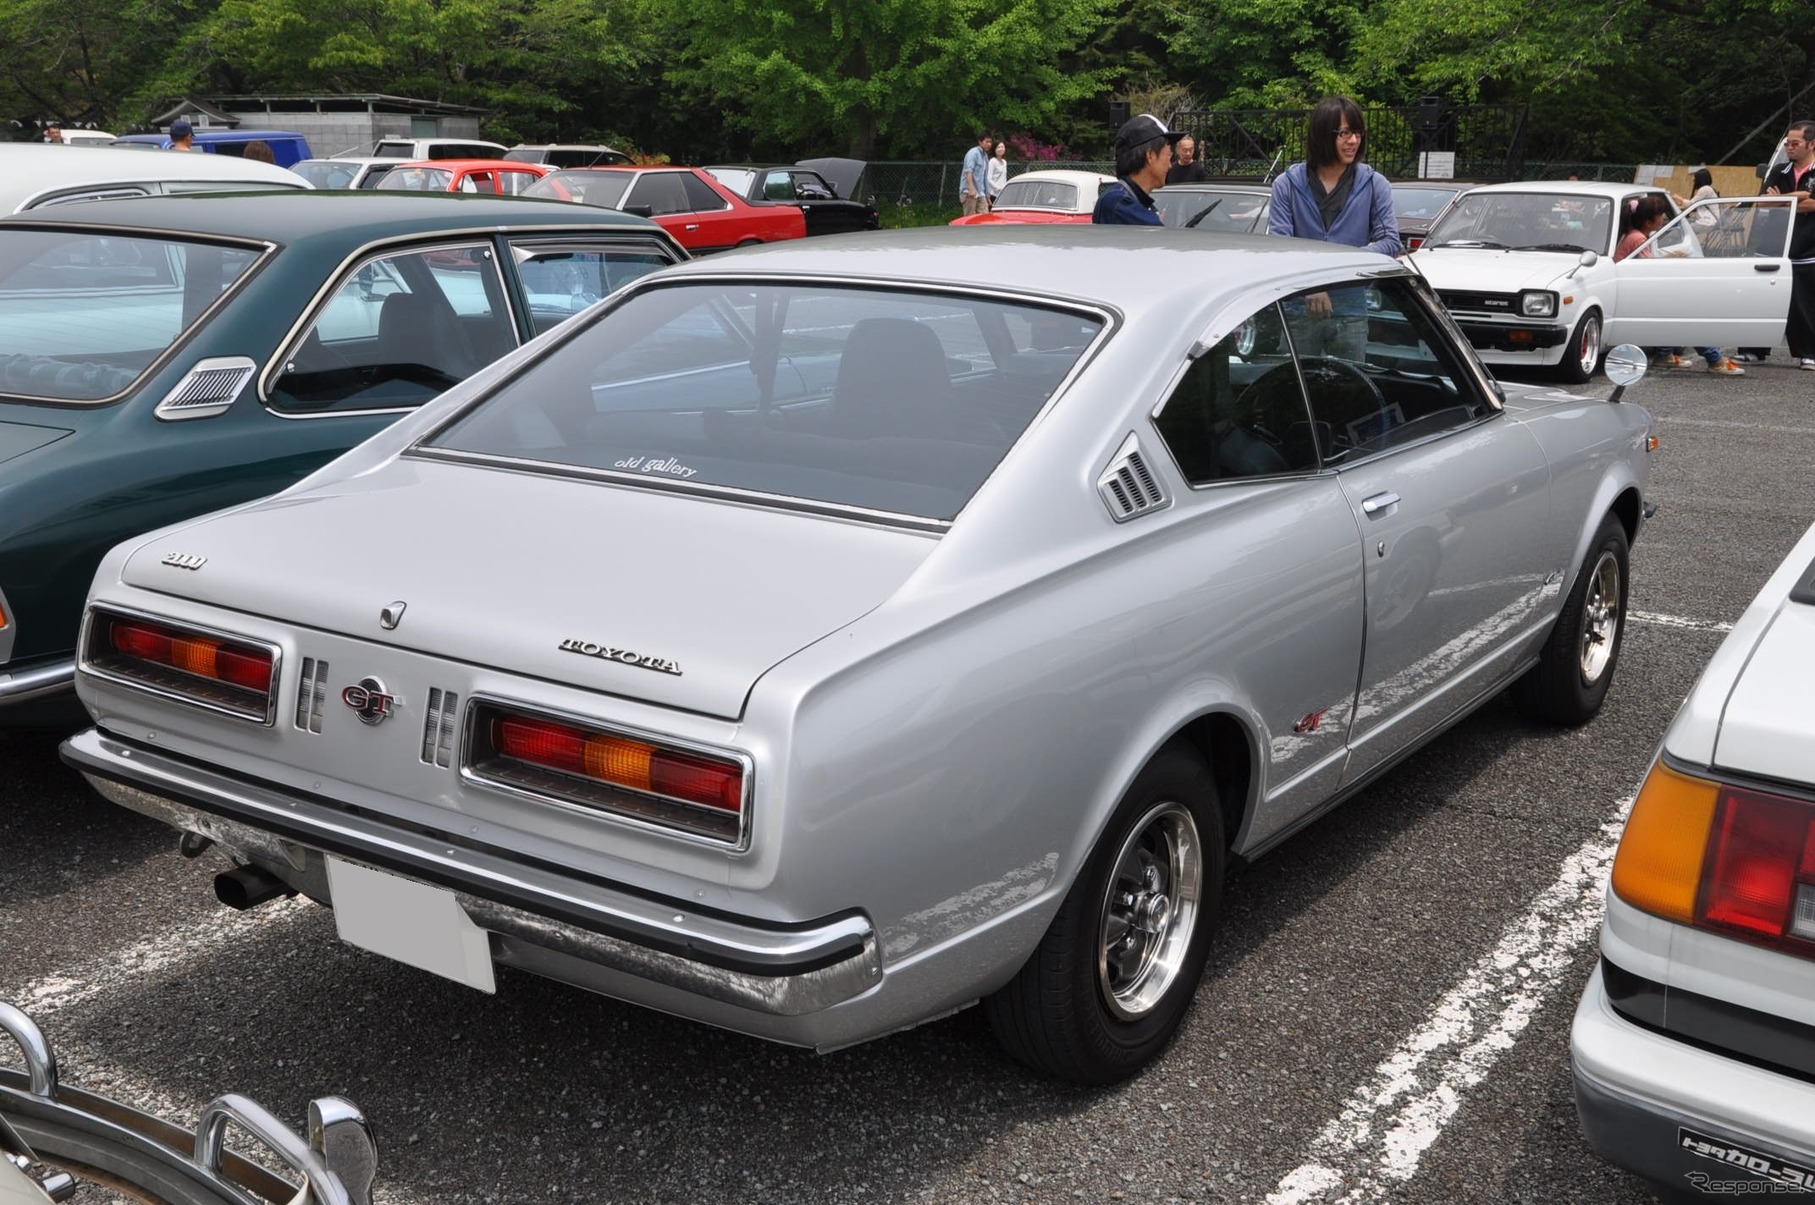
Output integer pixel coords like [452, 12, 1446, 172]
[374, 158, 553, 196]
[949, 169, 1120, 226]
[525, 166, 806, 253]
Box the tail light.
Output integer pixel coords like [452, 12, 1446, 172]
[83, 608, 278, 723]
[466, 702, 747, 845]
[1613, 758, 1815, 951]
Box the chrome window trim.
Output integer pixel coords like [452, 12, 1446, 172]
[79, 603, 282, 726]
[459, 692, 756, 852]
[403, 272, 1122, 527]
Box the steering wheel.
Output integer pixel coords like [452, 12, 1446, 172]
[1232, 356, 1385, 465]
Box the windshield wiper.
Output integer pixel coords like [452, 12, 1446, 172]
[1427, 239, 1506, 249]
[1512, 243, 1588, 253]
[1182, 199, 1223, 229]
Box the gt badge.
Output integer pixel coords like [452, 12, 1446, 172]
[342, 677, 398, 726]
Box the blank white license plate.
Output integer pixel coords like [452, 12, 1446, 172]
[326, 858, 496, 993]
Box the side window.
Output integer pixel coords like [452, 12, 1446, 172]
[1154, 304, 1319, 484]
[268, 243, 516, 414]
[762, 171, 793, 201]
[510, 241, 678, 336]
[631, 173, 691, 216]
[1648, 196, 1796, 259]
[459, 172, 488, 194]
[1283, 279, 1494, 467]
[680, 172, 730, 212]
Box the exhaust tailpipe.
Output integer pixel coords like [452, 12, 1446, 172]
[215, 864, 296, 910]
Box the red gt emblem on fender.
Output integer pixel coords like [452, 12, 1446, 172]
[1293, 707, 1332, 734]
[342, 677, 397, 726]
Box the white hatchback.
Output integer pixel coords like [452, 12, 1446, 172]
[1412, 180, 1795, 382]
[1573, 517, 1815, 1197]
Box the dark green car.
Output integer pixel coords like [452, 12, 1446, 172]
[0, 191, 685, 721]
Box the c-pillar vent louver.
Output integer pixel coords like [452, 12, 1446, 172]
[1097, 433, 1169, 522]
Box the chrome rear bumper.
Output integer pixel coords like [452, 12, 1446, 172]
[61, 727, 881, 1018]
[0, 658, 73, 705]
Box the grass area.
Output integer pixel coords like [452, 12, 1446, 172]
[879, 201, 960, 228]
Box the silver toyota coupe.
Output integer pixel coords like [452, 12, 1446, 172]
[62, 227, 1656, 1083]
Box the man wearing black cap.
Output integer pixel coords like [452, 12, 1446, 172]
[168, 120, 196, 152]
[1093, 113, 1183, 225]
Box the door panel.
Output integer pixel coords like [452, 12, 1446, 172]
[1609, 197, 1795, 348]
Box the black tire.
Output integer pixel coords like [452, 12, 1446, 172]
[985, 745, 1224, 1084]
[1557, 309, 1601, 384]
[1513, 513, 1628, 724]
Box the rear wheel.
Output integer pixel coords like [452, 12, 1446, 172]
[985, 746, 1224, 1084]
[1513, 513, 1628, 723]
[1557, 309, 1601, 384]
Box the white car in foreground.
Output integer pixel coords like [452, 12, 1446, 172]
[1574, 518, 1815, 1197]
[1412, 180, 1796, 382]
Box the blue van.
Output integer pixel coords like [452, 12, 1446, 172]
[111, 129, 312, 167]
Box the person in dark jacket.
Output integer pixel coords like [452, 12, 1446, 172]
[1093, 113, 1183, 225]
[1267, 97, 1399, 360]
[1764, 120, 1815, 369]
[1166, 136, 1210, 185]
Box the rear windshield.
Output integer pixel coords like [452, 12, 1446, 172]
[524, 171, 633, 209]
[376, 167, 454, 192]
[704, 168, 757, 196]
[996, 178, 1077, 210]
[420, 282, 1106, 523]
[0, 229, 260, 402]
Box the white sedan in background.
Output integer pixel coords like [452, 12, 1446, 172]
[1412, 180, 1795, 382]
[1574, 517, 1815, 1197]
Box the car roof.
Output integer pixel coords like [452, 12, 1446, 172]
[1461, 180, 1663, 198]
[0, 143, 306, 209]
[386, 158, 549, 171]
[1154, 183, 1269, 193]
[1003, 169, 1119, 188]
[655, 225, 1391, 311]
[0, 190, 663, 244]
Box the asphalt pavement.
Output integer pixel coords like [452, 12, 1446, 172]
[4, 344, 1812, 1204]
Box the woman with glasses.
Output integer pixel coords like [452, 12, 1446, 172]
[1268, 96, 1400, 359]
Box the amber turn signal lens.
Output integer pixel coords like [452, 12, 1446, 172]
[1611, 761, 1721, 923]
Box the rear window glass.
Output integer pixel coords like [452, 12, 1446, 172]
[0, 230, 260, 402]
[526, 172, 632, 209]
[996, 179, 1076, 210]
[377, 167, 454, 193]
[420, 283, 1106, 522]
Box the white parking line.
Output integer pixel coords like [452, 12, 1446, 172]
[1631, 610, 1733, 634]
[1267, 797, 1635, 1204]
[8, 896, 311, 1016]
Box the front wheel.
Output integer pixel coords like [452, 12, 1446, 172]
[1513, 513, 1628, 724]
[985, 746, 1224, 1084]
[1557, 309, 1601, 384]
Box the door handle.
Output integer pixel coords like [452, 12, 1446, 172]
[1755, 262, 1781, 272]
[1361, 491, 1400, 516]
[685, 223, 700, 231]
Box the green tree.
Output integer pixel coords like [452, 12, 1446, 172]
[0, 0, 204, 130]
[670, 0, 1120, 159]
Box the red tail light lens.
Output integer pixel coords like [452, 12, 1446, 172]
[473, 706, 747, 843]
[1698, 788, 1815, 942]
[86, 609, 278, 723]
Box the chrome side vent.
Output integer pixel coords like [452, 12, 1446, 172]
[154, 357, 257, 421]
[295, 657, 329, 733]
[421, 689, 459, 767]
[1097, 434, 1169, 522]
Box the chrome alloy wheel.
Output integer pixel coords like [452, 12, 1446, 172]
[1579, 549, 1623, 684]
[1097, 801, 1203, 1020]
[1576, 313, 1601, 379]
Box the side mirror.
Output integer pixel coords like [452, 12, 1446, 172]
[624, 204, 654, 218]
[1603, 343, 1647, 401]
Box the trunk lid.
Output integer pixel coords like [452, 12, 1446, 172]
[120, 459, 938, 719]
